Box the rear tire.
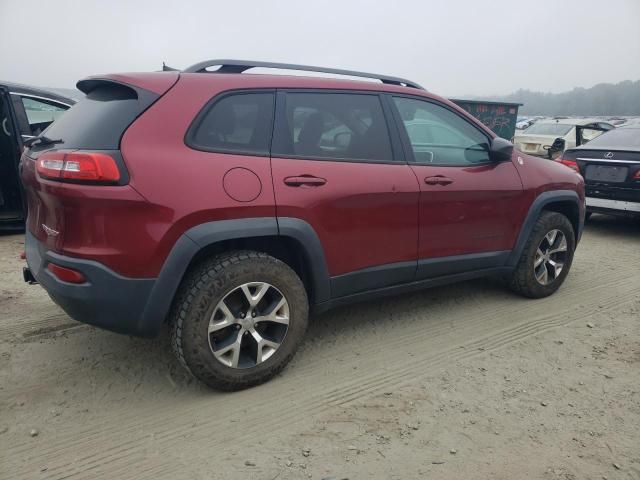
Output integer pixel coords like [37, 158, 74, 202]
[169, 251, 308, 391]
[509, 211, 576, 298]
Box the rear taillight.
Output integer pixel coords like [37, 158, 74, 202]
[36, 151, 120, 183]
[633, 170, 640, 180]
[47, 263, 87, 284]
[557, 158, 579, 172]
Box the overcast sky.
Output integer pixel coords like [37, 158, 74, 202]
[1, 0, 639, 96]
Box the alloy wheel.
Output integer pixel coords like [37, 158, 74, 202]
[534, 229, 568, 286]
[207, 282, 290, 369]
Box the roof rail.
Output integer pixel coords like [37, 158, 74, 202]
[182, 59, 424, 90]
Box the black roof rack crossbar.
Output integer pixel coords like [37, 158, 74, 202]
[182, 59, 424, 89]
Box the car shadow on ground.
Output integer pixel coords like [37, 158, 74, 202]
[18, 276, 510, 401]
[13, 214, 637, 400]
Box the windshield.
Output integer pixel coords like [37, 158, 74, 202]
[582, 127, 640, 149]
[523, 123, 573, 136]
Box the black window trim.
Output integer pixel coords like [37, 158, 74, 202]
[16, 94, 73, 109]
[271, 88, 405, 165]
[14, 94, 71, 138]
[185, 88, 276, 157]
[385, 93, 496, 167]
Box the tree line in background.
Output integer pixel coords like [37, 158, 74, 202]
[480, 80, 640, 116]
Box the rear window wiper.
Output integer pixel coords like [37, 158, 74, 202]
[23, 136, 64, 148]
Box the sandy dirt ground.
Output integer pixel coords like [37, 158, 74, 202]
[0, 215, 639, 480]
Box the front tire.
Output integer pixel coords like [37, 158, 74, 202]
[170, 251, 308, 391]
[509, 211, 576, 298]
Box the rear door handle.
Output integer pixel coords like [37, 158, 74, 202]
[284, 175, 327, 187]
[424, 175, 453, 186]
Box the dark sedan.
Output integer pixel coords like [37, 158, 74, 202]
[559, 126, 640, 219]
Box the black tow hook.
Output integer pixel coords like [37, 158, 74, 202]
[23, 267, 38, 285]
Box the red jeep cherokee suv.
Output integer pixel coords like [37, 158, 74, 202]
[21, 60, 585, 390]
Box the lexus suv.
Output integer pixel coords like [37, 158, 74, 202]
[21, 60, 585, 390]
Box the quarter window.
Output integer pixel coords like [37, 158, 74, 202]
[393, 97, 491, 165]
[189, 92, 274, 155]
[274, 92, 393, 162]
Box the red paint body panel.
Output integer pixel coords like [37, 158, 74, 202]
[513, 152, 586, 202]
[21, 71, 584, 284]
[271, 158, 419, 276]
[410, 160, 527, 258]
[118, 75, 277, 276]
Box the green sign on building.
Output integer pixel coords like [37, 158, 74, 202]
[450, 99, 522, 141]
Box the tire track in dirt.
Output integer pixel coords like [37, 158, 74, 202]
[28, 296, 636, 480]
[5, 257, 637, 480]
[0, 311, 76, 341]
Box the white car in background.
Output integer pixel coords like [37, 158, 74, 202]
[514, 118, 615, 158]
[516, 117, 532, 130]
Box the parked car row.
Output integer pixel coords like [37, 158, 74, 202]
[514, 118, 615, 158]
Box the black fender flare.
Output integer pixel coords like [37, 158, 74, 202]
[507, 189, 583, 267]
[138, 217, 330, 335]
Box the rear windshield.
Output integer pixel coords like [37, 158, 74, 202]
[581, 127, 640, 149]
[523, 123, 573, 136]
[42, 83, 156, 149]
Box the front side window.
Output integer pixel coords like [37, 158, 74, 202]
[274, 92, 393, 162]
[21, 96, 68, 136]
[393, 97, 490, 165]
[189, 92, 274, 155]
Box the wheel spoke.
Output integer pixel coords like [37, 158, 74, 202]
[255, 297, 290, 325]
[548, 234, 567, 255]
[250, 328, 281, 364]
[547, 258, 563, 279]
[212, 331, 243, 368]
[545, 230, 557, 247]
[208, 300, 237, 333]
[241, 282, 270, 307]
[535, 263, 549, 284]
[534, 248, 545, 268]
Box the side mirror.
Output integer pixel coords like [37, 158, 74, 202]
[489, 137, 514, 162]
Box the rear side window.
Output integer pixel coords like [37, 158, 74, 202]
[187, 92, 275, 155]
[273, 92, 393, 162]
[43, 83, 156, 149]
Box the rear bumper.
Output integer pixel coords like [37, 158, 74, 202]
[25, 230, 160, 337]
[586, 197, 640, 216]
[515, 143, 549, 157]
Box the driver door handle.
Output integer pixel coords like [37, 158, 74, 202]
[424, 175, 453, 186]
[284, 175, 327, 187]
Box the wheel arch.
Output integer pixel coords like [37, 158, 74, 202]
[542, 200, 580, 239]
[507, 190, 583, 267]
[138, 217, 330, 334]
